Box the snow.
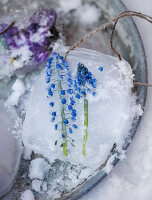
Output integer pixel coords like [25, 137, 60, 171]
[30, 27, 48, 43]
[41, 181, 47, 192]
[59, 0, 81, 13]
[20, 190, 35, 200]
[78, 4, 101, 24]
[59, 0, 100, 24]
[6, 79, 25, 106]
[28, 158, 50, 180]
[32, 180, 42, 192]
[11, 45, 33, 69]
[23, 147, 32, 160]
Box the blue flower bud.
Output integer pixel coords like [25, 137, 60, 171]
[71, 109, 77, 117]
[67, 83, 72, 87]
[61, 90, 65, 95]
[98, 67, 103, 71]
[70, 100, 75, 105]
[64, 119, 69, 124]
[62, 134, 65, 138]
[66, 72, 71, 77]
[92, 92, 96, 96]
[49, 102, 54, 107]
[92, 84, 96, 88]
[87, 88, 91, 93]
[56, 64, 61, 69]
[92, 79, 96, 83]
[47, 58, 53, 64]
[63, 61, 69, 68]
[81, 91, 86, 96]
[70, 97, 75, 105]
[51, 117, 55, 122]
[75, 93, 80, 99]
[48, 88, 53, 96]
[61, 98, 66, 104]
[68, 105, 72, 110]
[69, 128, 73, 133]
[46, 63, 51, 69]
[72, 124, 78, 129]
[52, 112, 56, 116]
[55, 124, 58, 130]
[46, 68, 52, 76]
[71, 117, 76, 122]
[51, 83, 55, 89]
[60, 56, 64, 60]
[45, 76, 50, 83]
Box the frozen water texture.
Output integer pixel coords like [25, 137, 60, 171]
[0, 100, 21, 197]
[20, 190, 35, 200]
[22, 47, 141, 167]
[6, 79, 25, 106]
[29, 158, 50, 180]
[32, 180, 42, 192]
[21, 47, 142, 198]
[59, 0, 101, 24]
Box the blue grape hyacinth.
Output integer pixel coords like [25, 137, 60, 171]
[74, 63, 97, 97]
[45, 52, 78, 156]
[74, 62, 98, 155]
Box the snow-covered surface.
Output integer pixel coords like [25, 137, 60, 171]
[59, 0, 101, 24]
[20, 190, 35, 200]
[32, 180, 42, 193]
[80, 1, 152, 200]
[29, 158, 50, 180]
[6, 79, 25, 106]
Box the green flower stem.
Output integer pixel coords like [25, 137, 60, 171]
[61, 105, 68, 156]
[82, 96, 88, 155]
[58, 75, 68, 157]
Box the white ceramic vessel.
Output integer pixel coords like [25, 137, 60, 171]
[0, 100, 21, 198]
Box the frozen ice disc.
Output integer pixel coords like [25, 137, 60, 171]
[0, 100, 21, 198]
[23, 47, 141, 166]
[21, 47, 142, 198]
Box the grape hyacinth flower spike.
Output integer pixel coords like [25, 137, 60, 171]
[74, 63, 98, 155]
[45, 52, 78, 157]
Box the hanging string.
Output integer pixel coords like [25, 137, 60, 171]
[65, 10, 152, 88]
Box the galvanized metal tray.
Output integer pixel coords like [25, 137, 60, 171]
[0, 0, 147, 199]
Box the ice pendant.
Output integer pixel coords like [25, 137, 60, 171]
[21, 46, 142, 199]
